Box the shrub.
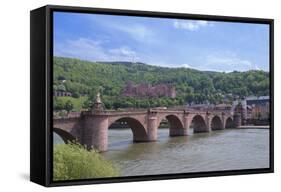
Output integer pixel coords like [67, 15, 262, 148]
[53, 142, 119, 181]
[72, 91, 80, 98]
[64, 100, 74, 113]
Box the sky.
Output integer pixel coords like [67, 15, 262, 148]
[53, 11, 270, 72]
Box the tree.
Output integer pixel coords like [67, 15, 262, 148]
[65, 100, 74, 113]
[113, 101, 122, 110]
[57, 84, 66, 92]
[54, 98, 64, 111]
[72, 91, 80, 98]
[82, 99, 92, 110]
[53, 85, 58, 91]
[58, 75, 66, 81]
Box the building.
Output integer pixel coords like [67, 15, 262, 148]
[246, 96, 269, 120]
[53, 91, 72, 97]
[122, 81, 176, 98]
[232, 95, 269, 122]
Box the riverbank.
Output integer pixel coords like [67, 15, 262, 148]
[238, 125, 270, 129]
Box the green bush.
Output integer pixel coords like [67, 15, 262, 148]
[72, 91, 80, 98]
[53, 142, 119, 181]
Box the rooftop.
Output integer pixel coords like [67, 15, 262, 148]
[246, 96, 269, 101]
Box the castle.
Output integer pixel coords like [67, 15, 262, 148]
[122, 81, 176, 98]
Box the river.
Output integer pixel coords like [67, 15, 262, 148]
[54, 128, 269, 177]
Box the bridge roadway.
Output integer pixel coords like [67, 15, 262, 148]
[53, 108, 236, 151]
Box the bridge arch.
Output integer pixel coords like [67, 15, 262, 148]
[225, 117, 234, 128]
[166, 115, 184, 136]
[53, 127, 77, 144]
[211, 116, 224, 130]
[157, 114, 185, 136]
[108, 117, 148, 142]
[191, 115, 208, 133]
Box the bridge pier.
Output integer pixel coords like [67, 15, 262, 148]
[82, 115, 108, 152]
[233, 113, 242, 128]
[147, 116, 158, 141]
[183, 115, 190, 135]
[205, 113, 212, 132]
[221, 113, 226, 129]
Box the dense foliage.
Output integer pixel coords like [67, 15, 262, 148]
[53, 142, 119, 181]
[54, 96, 87, 111]
[53, 56, 269, 111]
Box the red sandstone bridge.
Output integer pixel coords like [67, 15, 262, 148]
[53, 106, 239, 152]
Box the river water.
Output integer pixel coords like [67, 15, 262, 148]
[54, 128, 269, 177]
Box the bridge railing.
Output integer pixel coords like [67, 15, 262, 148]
[53, 106, 233, 119]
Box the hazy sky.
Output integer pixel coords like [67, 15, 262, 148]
[54, 11, 269, 72]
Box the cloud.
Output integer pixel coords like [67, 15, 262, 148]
[113, 24, 154, 42]
[55, 38, 257, 72]
[173, 20, 212, 31]
[54, 38, 139, 62]
[181, 63, 192, 68]
[254, 65, 262, 70]
[174, 52, 256, 72]
[207, 54, 252, 67]
[109, 47, 136, 57]
[86, 15, 155, 43]
[109, 46, 139, 61]
[202, 52, 254, 72]
[55, 38, 108, 61]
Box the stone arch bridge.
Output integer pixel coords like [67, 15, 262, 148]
[53, 108, 238, 152]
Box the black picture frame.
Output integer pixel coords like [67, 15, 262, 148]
[30, 4, 274, 187]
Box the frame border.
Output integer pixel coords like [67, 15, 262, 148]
[32, 4, 274, 187]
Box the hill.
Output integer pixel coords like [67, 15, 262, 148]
[53, 56, 269, 110]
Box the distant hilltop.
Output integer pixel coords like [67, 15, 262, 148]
[53, 56, 270, 105]
[122, 81, 176, 99]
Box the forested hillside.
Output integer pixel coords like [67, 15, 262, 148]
[53, 56, 269, 111]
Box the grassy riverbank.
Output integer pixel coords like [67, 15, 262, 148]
[53, 142, 119, 181]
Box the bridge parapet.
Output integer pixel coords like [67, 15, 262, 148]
[53, 107, 232, 120]
[81, 110, 148, 117]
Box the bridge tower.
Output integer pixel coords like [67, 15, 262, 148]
[240, 97, 247, 125]
[233, 102, 242, 128]
[82, 92, 108, 151]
